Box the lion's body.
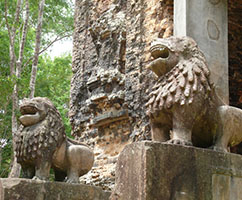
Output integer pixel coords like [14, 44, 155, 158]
[15, 97, 94, 183]
[146, 36, 242, 151]
[52, 138, 94, 182]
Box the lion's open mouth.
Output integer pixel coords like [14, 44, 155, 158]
[147, 44, 170, 77]
[20, 105, 38, 115]
[19, 105, 41, 127]
[150, 44, 169, 59]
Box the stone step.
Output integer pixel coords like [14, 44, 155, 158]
[0, 178, 111, 200]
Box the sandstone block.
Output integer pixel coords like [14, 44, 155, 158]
[111, 141, 242, 200]
[0, 178, 110, 200]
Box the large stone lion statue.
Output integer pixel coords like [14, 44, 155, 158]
[14, 97, 94, 183]
[146, 36, 242, 152]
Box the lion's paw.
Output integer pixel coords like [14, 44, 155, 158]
[65, 177, 79, 184]
[166, 139, 192, 146]
[32, 175, 48, 181]
[211, 145, 228, 153]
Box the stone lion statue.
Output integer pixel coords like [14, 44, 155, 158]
[15, 97, 94, 183]
[146, 36, 242, 152]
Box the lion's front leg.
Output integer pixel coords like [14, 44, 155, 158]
[22, 165, 35, 179]
[33, 159, 51, 181]
[151, 122, 170, 142]
[167, 111, 193, 146]
[65, 169, 80, 183]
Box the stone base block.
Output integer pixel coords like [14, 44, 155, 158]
[0, 178, 110, 200]
[111, 141, 242, 200]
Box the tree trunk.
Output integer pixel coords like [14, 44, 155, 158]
[7, 0, 29, 178]
[5, 0, 21, 178]
[29, 0, 45, 99]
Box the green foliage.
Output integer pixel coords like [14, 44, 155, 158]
[0, 140, 12, 178]
[0, 27, 14, 177]
[0, 30, 10, 75]
[35, 54, 72, 136]
[0, 77, 14, 102]
[0, 0, 74, 47]
[0, 103, 13, 178]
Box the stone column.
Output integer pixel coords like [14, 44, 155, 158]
[174, 0, 229, 104]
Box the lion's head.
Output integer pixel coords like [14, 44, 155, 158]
[15, 97, 65, 163]
[146, 36, 212, 114]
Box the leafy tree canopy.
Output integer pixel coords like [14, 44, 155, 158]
[35, 53, 72, 135]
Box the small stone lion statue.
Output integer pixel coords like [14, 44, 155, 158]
[146, 36, 242, 152]
[15, 97, 94, 183]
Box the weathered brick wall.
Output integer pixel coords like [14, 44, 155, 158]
[228, 1, 242, 109]
[70, 0, 173, 190]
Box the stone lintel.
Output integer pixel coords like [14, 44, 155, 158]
[174, 0, 229, 104]
[0, 178, 111, 200]
[91, 110, 129, 127]
[111, 141, 242, 200]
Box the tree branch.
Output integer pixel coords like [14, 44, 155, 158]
[4, 0, 12, 47]
[8, 0, 22, 48]
[17, 0, 29, 76]
[23, 33, 72, 68]
[4, 0, 22, 76]
[29, 0, 46, 98]
[6, 0, 23, 178]
[39, 34, 73, 55]
[11, 0, 22, 37]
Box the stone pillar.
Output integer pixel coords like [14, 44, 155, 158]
[111, 142, 242, 200]
[174, 0, 229, 104]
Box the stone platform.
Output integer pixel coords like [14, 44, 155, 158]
[0, 178, 111, 200]
[110, 141, 242, 200]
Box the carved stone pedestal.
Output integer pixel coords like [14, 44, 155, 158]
[111, 141, 242, 200]
[0, 178, 110, 200]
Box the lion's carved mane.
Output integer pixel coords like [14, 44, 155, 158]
[146, 37, 212, 113]
[15, 97, 65, 163]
